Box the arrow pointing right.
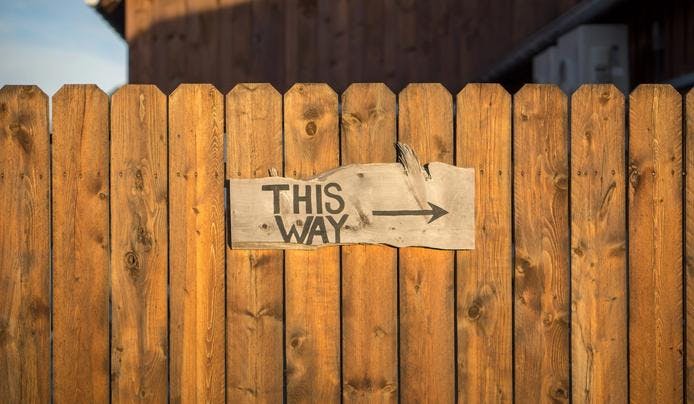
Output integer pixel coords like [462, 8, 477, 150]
[372, 201, 449, 224]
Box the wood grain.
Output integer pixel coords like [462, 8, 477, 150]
[628, 84, 683, 404]
[0, 85, 50, 403]
[284, 1, 318, 84]
[284, 83, 341, 402]
[341, 83, 398, 403]
[456, 83, 512, 403]
[169, 84, 225, 403]
[226, 83, 284, 403]
[52, 85, 110, 403]
[513, 84, 570, 403]
[687, 89, 694, 404]
[110, 85, 168, 403]
[251, 0, 285, 89]
[570, 84, 627, 403]
[318, 0, 349, 90]
[398, 83, 455, 403]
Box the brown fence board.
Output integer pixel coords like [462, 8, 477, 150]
[570, 84, 627, 402]
[513, 84, 570, 403]
[226, 83, 285, 403]
[169, 84, 225, 403]
[0, 85, 50, 403]
[687, 89, 694, 403]
[110, 85, 168, 403]
[456, 83, 513, 403]
[398, 83, 456, 403]
[340, 83, 398, 403]
[628, 84, 683, 403]
[5, 80, 694, 402]
[284, 83, 341, 402]
[52, 85, 110, 403]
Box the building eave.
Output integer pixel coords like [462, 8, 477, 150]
[87, 0, 125, 38]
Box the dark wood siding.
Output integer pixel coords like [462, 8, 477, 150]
[124, 0, 581, 93]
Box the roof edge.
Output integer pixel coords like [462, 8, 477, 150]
[87, 0, 124, 38]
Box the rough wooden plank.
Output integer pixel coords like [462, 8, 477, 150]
[284, 83, 341, 402]
[628, 84, 683, 404]
[687, 88, 694, 404]
[52, 85, 110, 403]
[382, 0, 397, 90]
[395, 2, 417, 89]
[398, 83, 455, 403]
[251, 0, 285, 89]
[124, 0, 155, 84]
[456, 83, 512, 403]
[361, 1, 386, 82]
[570, 84, 627, 403]
[226, 83, 284, 403]
[185, 0, 222, 85]
[169, 84, 225, 403]
[513, 84, 570, 403]
[347, 0, 365, 83]
[227, 0, 253, 85]
[110, 84, 168, 403]
[340, 83, 398, 403]
[317, 0, 349, 90]
[284, 0, 318, 84]
[0, 85, 50, 403]
[228, 158, 474, 249]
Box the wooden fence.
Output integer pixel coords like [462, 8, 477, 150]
[0, 82, 691, 403]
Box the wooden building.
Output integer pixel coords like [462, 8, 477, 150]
[92, 0, 694, 94]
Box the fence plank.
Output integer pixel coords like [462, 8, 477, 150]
[513, 84, 570, 403]
[628, 84, 683, 403]
[687, 89, 694, 403]
[284, 83, 341, 402]
[52, 85, 110, 403]
[570, 84, 627, 402]
[169, 84, 225, 403]
[0, 85, 50, 402]
[341, 83, 398, 403]
[110, 85, 168, 403]
[398, 83, 455, 403]
[456, 83, 512, 403]
[226, 83, 284, 403]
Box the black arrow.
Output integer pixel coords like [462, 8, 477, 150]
[372, 202, 449, 224]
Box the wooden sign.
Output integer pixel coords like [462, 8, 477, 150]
[229, 144, 474, 249]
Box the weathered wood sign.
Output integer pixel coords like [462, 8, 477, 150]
[229, 144, 474, 249]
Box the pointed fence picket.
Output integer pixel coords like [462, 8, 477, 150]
[0, 82, 690, 404]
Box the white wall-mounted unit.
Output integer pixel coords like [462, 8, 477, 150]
[532, 24, 629, 94]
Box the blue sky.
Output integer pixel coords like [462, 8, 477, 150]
[0, 0, 127, 96]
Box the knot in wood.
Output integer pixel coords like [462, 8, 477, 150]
[125, 251, 139, 271]
[137, 226, 153, 250]
[553, 173, 568, 190]
[305, 121, 317, 136]
[467, 304, 481, 320]
[628, 164, 640, 188]
[289, 335, 304, 351]
[9, 123, 32, 154]
[542, 313, 554, 326]
[552, 387, 569, 399]
[134, 169, 144, 191]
